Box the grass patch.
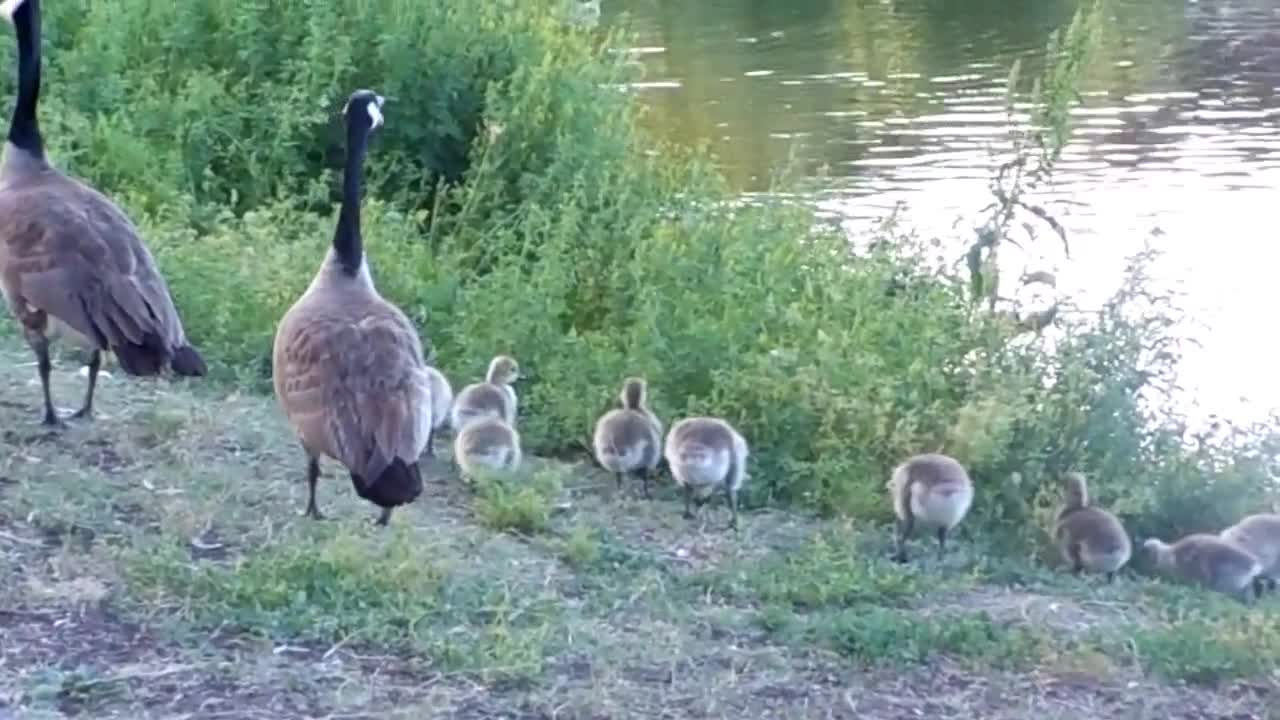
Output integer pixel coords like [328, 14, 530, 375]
[121, 525, 560, 682]
[818, 607, 1048, 668]
[472, 466, 564, 535]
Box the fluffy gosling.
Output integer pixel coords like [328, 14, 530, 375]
[453, 416, 522, 482]
[450, 355, 519, 431]
[1053, 472, 1132, 582]
[887, 453, 974, 563]
[663, 416, 748, 530]
[1143, 534, 1262, 601]
[592, 377, 663, 498]
[423, 364, 454, 458]
[1219, 513, 1280, 597]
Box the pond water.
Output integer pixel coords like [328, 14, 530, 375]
[602, 0, 1280, 424]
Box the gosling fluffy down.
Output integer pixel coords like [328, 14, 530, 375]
[422, 364, 454, 457]
[592, 377, 663, 498]
[450, 355, 519, 431]
[887, 453, 974, 563]
[663, 416, 748, 529]
[453, 416, 522, 481]
[1053, 472, 1132, 582]
[1144, 534, 1263, 599]
[1219, 513, 1280, 595]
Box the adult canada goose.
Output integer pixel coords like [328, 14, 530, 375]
[453, 416, 522, 482]
[272, 89, 428, 526]
[887, 453, 974, 563]
[0, 0, 206, 427]
[450, 355, 519, 431]
[1219, 513, 1280, 597]
[592, 377, 663, 498]
[663, 416, 748, 530]
[1143, 534, 1262, 601]
[1053, 472, 1132, 583]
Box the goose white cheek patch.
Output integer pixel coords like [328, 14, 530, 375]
[367, 103, 384, 129]
[0, 0, 25, 22]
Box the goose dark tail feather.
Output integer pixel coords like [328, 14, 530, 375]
[350, 458, 424, 509]
[112, 336, 208, 378]
[111, 334, 168, 376]
[171, 345, 208, 376]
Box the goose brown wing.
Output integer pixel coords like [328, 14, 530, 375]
[0, 178, 189, 355]
[277, 305, 431, 483]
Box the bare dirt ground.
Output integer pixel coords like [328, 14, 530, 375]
[0, 342, 1274, 719]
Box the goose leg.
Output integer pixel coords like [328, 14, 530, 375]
[682, 484, 694, 520]
[1105, 571, 1115, 584]
[375, 507, 393, 526]
[303, 456, 325, 520]
[23, 327, 64, 428]
[423, 426, 435, 458]
[936, 527, 948, 560]
[892, 515, 914, 563]
[71, 350, 101, 420]
[640, 468, 652, 499]
[616, 471, 625, 492]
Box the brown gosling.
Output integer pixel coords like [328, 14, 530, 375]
[422, 364, 454, 458]
[453, 416, 522, 483]
[0, 0, 206, 429]
[1219, 513, 1280, 597]
[1053, 472, 1132, 583]
[663, 417, 748, 530]
[887, 453, 974, 563]
[272, 89, 428, 527]
[592, 377, 663, 498]
[450, 355, 519, 431]
[1143, 534, 1262, 601]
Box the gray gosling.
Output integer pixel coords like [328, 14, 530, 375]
[663, 416, 748, 530]
[422, 363, 454, 458]
[453, 416, 522, 483]
[450, 355, 519, 431]
[1219, 513, 1280, 597]
[1143, 534, 1262, 601]
[592, 377, 663, 498]
[887, 453, 974, 563]
[1053, 472, 1132, 583]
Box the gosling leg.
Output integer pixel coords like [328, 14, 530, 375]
[423, 426, 435, 458]
[936, 526, 948, 561]
[640, 467, 653, 499]
[616, 471, 625, 492]
[725, 484, 739, 532]
[682, 484, 694, 520]
[892, 514, 914, 563]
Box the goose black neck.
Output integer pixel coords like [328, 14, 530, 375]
[332, 115, 371, 277]
[7, 0, 43, 157]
